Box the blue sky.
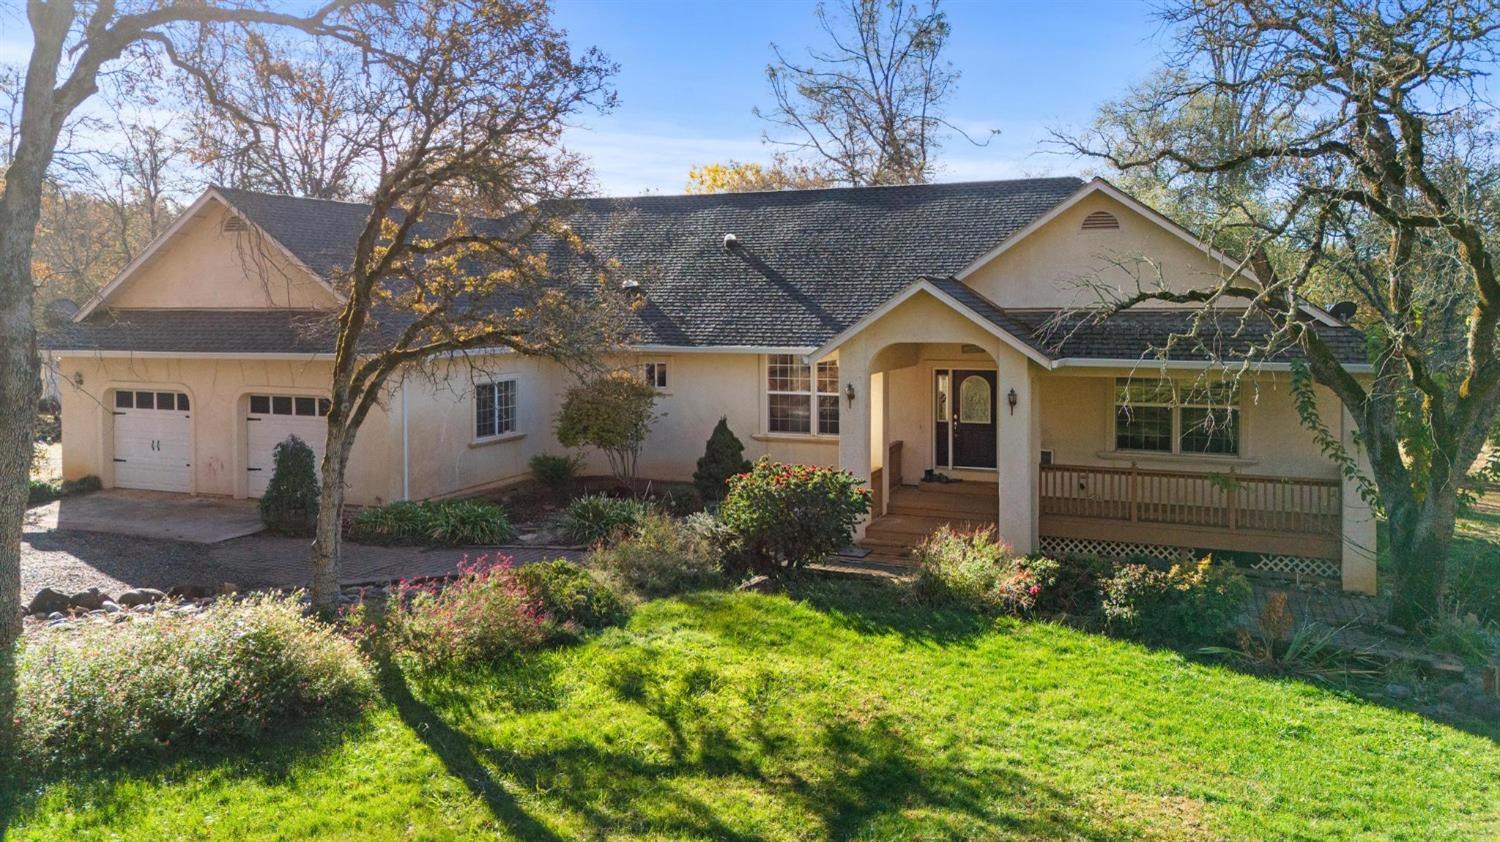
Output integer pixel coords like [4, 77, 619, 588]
[0, 1, 1170, 196]
[553, 0, 1168, 194]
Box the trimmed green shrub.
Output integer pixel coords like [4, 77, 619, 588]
[61, 475, 101, 495]
[692, 417, 751, 502]
[529, 452, 583, 500]
[555, 370, 658, 492]
[515, 558, 628, 639]
[589, 512, 723, 597]
[383, 555, 545, 671]
[1102, 557, 1250, 644]
[26, 474, 101, 507]
[719, 458, 871, 575]
[349, 499, 515, 546]
[259, 435, 320, 536]
[559, 493, 653, 546]
[16, 592, 372, 769]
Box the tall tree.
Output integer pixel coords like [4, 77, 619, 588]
[756, 0, 990, 186]
[0, 0, 369, 763]
[1056, 0, 1500, 628]
[287, 0, 624, 613]
[684, 160, 829, 194]
[186, 35, 378, 200]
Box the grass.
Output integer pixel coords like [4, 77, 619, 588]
[5, 579, 1498, 840]
[1449, 493, 1500, 620]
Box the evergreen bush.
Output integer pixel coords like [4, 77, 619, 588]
[259, 435, 320, 536]
[692, 416, 751, 502]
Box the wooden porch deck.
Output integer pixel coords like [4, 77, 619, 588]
[856, 462, 1344, 566]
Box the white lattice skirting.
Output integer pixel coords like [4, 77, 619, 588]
[1038, 535, 1341, 580]
[1037, 536, 1193, 564]
[1249, 554, 1341, 580]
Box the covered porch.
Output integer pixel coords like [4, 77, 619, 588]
[813, 278, 1376, 594]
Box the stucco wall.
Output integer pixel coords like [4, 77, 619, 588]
[105, 200, 337, 311]
[56, 354, 397, 506]
[965, 191, 1235, 310]
[1033, 370, 1343, 479]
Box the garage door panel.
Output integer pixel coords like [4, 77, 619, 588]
[246, 393, 329, 498]
[111, 390, 192, 493]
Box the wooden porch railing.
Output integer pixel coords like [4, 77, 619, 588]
[1039, 462, 1341, 557]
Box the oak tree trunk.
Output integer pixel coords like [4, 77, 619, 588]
[1386, 497, 1455, 631]
[309, 424, 356, 615]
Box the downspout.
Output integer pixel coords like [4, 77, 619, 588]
[400, 377, 410, 501]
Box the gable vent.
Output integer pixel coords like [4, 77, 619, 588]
[1081, 210, 1120, 231]
[221, 215, 250, 233]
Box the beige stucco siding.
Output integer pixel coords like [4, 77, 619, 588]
[1033, 370, 1343, 479]
[104, 200, 338, 311]
[57, 354, 397, 506]
[965, 191, 1235, 310]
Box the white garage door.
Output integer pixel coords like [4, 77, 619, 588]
[246, 394, 329, 498]
[112, 389, 192, 492]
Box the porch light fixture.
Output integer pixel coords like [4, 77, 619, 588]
[73, 371, 84, 388]
[844, 382, 856, 407]
[1007, 388, 1018, 415]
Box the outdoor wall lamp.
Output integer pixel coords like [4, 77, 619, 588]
[73, 371, 84, 388]
[845, 382, 856, 407]
[1007, 388, 1018, 415]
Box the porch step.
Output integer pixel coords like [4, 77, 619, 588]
[863, 514, 998, 540]
[887, 486, 998, 519]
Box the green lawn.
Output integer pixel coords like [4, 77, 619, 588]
[6, 580, 1498, 840]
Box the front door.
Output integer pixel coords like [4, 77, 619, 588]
[952, 370, 997, 469]
[933, 370, 997, 470]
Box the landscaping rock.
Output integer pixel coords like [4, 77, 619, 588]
[68, 588, 108, 611]
[28, 587, 72, 616]
[168, 584, 214, 600]
[46, 611, 64, 622]
[737, 575, 778, 594]
[118, 588, 167, 608]
[101, 601, 121, 614]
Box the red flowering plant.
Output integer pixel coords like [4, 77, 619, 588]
[719, 457, 872, 576]
[381, 554, 547, 671]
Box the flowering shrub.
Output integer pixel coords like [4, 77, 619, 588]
[514, 559, 629, 640]
[16, 593, 372, 769]
[1102, 557, 1251, 643]
[719, 458, 871, 575]
[588, 512, 724, 597]
[382, 555, 546, 671]
[910, 527, 1062, 616]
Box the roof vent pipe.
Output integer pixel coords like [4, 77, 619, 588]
[723, 233, 739, 252]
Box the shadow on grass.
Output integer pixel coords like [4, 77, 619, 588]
[782, 573, 995, 645]
[0, 701, 374, 835]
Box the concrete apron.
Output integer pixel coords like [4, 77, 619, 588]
[35, 489, 265, 544]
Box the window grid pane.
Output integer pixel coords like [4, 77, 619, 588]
[495, 380, 517, 435]
[115, 391, 133, 409]
[250, 395, 270, 414]
[768, 355, 811, 393]
[817, 394, 840, 435]
[816, 361, 839, 395]
[768, 393, 812, 433]
[1115, 405, 1173, 452]
[1180, 407, 1239, 455]
[475, 383, 497, 438]
[1115, 378, 1174, 406]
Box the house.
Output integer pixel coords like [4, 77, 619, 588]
[42, 177, 1379, 593]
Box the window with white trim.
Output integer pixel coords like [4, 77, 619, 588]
[767, 354, 839, 435]
[475, 379, 518, 439]
[1114, 378, 1239, 456]
[643, 361, 668, 390]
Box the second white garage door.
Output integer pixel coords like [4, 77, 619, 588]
[246, 394, 329, 498]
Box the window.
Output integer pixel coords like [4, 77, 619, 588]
[475, 379, 517, 440]
[767, 355, 839, 435]
[1114, 378, 1240, 456]
[644, 361, 668, 390]
[116, 390, 189, 411]
[249, 394, 328, 417]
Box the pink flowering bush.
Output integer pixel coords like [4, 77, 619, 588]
[719, 458, 872, 575]
[381, 555, 548, 671]
[911, 527, 1064, 617]
[15, 592, 372, 769]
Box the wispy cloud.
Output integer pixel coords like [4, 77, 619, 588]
[565, 125, 769, 196]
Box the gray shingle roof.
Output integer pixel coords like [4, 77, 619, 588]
[42, 178, 1367, 367]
